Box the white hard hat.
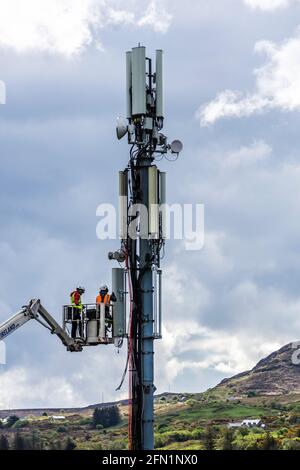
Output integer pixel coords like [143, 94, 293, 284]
[99, 285, 108, 291]
[77, 286, 85, 293]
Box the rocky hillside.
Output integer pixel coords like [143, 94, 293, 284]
[214, 343, 300, 396]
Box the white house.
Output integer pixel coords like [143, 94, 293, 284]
[50, 415, 66, 422]
[228, 419, 265, 429]
[242, 419, 265, 428]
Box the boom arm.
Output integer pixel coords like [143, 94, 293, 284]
[0, 299, 82, 352]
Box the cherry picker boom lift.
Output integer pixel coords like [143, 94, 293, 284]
[0, 295, 126, 351]
[0, 299, 82, 351]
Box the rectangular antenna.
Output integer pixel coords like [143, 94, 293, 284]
[148, 166, 159, 238]
[119, 171, 128, 240]
[126, 51, 132, 119]
[112, 267, 126, 338]
[132, 46, 146, 117]
[156, 50, 164, 119]
[159, 171, 167, 239]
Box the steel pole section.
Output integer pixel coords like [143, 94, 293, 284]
[139, 160, 155, 450]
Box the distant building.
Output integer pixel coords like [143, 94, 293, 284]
[228, 422, 243, 429]
[242, 419, 264, 427]
[0, 417, 11, 425]
[50, 415, 66, 422]
[228, 419, 265, 429]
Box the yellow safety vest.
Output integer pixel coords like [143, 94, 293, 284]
[70, 291, 83, 311]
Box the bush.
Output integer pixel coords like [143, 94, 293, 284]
[79, 417, 93, 426]
[186, 399, 198, 407]
[156, 422, 168, 433]
[50, 440, 63, 450]
[282, 438, 300, 450]
[13, 433, 25, 450]
[239, 427, 250, 437]
[155, 429, 204, 448]
[57, 426, 67, 433]
[0, 435, 9, 450]
[218, 428, 234, 450]
[288, 413, 300, 424]
[13, 419, 30, 429]
[203, 426, 215, 451]
[113, 439, 127, 450]
[5, 415, 20, 428]
[262, 432, 277, 450]
[65, 437, 76, 451]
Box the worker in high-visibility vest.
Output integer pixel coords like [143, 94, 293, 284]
[96, 285, 116, 306]
[70, 286, 85, 338]
[96, 285, 116, 333]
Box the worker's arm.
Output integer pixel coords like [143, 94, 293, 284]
[110, 292, 117, 302]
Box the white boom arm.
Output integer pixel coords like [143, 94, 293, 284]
[0, 299, 82, 352]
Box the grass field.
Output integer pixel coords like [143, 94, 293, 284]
[1, 393, 300, 450]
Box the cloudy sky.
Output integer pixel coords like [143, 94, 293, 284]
[1, 0, 300, 409]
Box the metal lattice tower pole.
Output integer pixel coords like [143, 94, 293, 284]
[115, 45, 182, 450]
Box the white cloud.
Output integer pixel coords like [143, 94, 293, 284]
[0, 367, 76, 409]
[0, 0, 172, 56]
[244, 0, 291, 10]
[198, 28, 300, 125]
[197, 90, 270, 126]
[0, 0, 100, 56]
[223, 140, 272, 169]
[157, 318, 281, 389]
[138, 0, 172, 33]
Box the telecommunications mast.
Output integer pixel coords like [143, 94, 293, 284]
[113, 45, 182, 450]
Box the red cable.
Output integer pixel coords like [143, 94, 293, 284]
[126, 245, 134, 450]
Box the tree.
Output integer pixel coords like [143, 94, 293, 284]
[220, 428, 234, 450]
[0, 435, 9, 450]
[93, 405, 121, 429]
[30, 430, 41, 450]
[65, 437, 76, 451]
[13, 432, 25, 450]
[262, 432, 277, 450]
[50, 440, 63, 450]
[203, 426, 214, 451]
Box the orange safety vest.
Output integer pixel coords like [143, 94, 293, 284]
[96, 293, 111, 305]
